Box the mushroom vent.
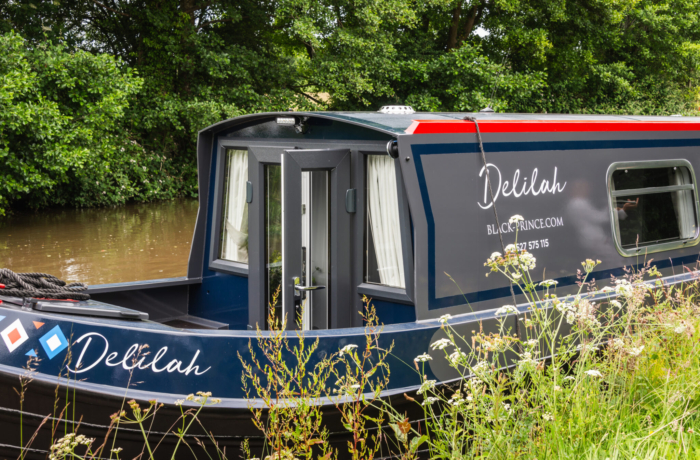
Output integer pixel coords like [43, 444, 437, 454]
[378, 105, 415, 114]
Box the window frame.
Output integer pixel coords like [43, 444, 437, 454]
[606, 159, 700, 257]
[208, 142, 251, 276]
[357, 151, 414, 304]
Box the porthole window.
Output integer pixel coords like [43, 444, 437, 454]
[608, 160, 700, 256]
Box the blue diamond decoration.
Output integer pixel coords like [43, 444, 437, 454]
[26, 349, 37, 357]
[39, 325, 68, 360]
[0, 316, 5, 323]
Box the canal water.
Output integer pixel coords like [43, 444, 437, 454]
[0, 199, 199, 286]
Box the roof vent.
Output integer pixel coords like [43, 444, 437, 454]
[479, 106, 495, 113]
[378, 105, 415, 114]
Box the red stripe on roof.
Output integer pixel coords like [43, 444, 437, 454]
[405, 120, 700, 135]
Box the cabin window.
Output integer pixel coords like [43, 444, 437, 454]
[219, 149, 249, 263]
[365, 155, 405, 288]
[610, 162, 699, 254]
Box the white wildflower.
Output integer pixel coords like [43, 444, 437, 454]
[577, 343, 599, 352]
[417, 380, 436, 395]
[473, 361, 490, 373]
[614, 279, 635, 297]
[525, 339, 538, 348]
[628, 346, 644, 357]
[431, 338, 452, 350]
[504, 244, 517, 253]
[555, 301, 573, 313]
[611, 338, 625, 350]
[490, 251, 501, 259]
[414, 353, 432, 362]
[174, 399, 184, 406]
[512, 273, 522, 280]
[674, 324, 687, 334]
[438, 314, 452, 324]
[610, 300, 622, 308]
[339, 344, 358, 356]
[422, 397, 439, 406]
[540, 279, 558, 287]
[542, 412, 554, 421]
[585, 369, 603, 378]
[553, 385, 561, 391]
[495, 305, 518, 316]
[563, 376, 575, 381]
[509, 215, 524, 224]
[448, 349, 468, 366]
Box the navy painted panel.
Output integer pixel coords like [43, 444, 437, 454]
[0, 308, 433, 401]
[371, 299, 416, 325]
[411, 138, 700, 310]
[188, 133, 250, 328]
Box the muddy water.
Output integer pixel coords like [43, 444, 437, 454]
[0, 199, 199, 286]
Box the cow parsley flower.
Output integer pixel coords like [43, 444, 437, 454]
[422, 397, 439, 406]
[438, 314, 452, 324]
[628, 346, 644, 357]
[504, 244, 517, 253]
[540, 279, 558, 287]
[509, 215, 524, 224]
[448, 349, 468, 366]
[417, 380, 436, 395]
[431, 338, 452, 350]
[495, 305, 518, 316]
[414, 353, 432, 362]
[585, 369, 603, 378]
[542, 412, 554, 421]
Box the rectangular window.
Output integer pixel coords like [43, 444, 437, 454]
[364, 155, 405, 288]
[219, 149, 249, 263]
[610, 162, 699, 255]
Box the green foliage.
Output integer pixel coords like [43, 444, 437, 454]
[0, 31, 154, 215]
[1, 0, 699, 214]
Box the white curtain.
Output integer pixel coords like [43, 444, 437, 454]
[672, 167, 696, 239]
[367, 155, 405, 288]
[221, 149, 249, 263]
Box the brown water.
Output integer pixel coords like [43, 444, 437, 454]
[0, 199, 199, 286]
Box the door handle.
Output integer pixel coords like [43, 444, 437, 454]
[294, 285, 326, 291]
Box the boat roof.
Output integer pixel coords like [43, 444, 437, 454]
[202, 111, 700, 137]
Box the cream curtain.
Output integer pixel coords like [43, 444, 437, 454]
[367, 155, 405, 288]
[221, 149, 249, 263]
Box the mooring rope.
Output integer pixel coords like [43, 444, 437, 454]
[0, 268, 90, 301]
[463, 116, 522, 345]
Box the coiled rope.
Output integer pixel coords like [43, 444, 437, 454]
[0, 268, 90, 301]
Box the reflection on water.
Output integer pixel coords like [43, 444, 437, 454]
[0, 199, 198, 286]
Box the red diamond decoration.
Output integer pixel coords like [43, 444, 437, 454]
[7, 328, 21, 344]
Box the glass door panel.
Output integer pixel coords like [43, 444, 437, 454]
[300, 171, 329, 330]
[264, 165, 282, 327]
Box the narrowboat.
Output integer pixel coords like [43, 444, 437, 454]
[2, 108, 700, 457]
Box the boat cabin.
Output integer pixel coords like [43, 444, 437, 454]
[98, 109, 700, 332]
